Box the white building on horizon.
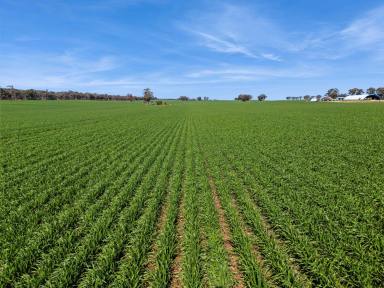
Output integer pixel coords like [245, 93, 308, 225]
[343, 94, 380, 101]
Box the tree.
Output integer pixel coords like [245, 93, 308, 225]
[303, 95, 311, 101]
[348, 88, 364, 95]
[366, 87, 376, 95]
[25, 89, 39, 100]
[236, 94, 252, 101]
[257, 94, 267, 101]
[143, 88, 154, 103]
[178, 96, 189, 101]
[325, 88, 339, 99]
[197, 96, 202, 101]
[376, 87, 384, 99]
[0, 88, 11, 100]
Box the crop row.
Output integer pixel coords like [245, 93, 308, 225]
[1, 120, 182, 285]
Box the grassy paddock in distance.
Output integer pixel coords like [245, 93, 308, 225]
[1, 100, 383, 287]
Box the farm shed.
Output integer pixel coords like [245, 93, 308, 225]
[344, 94, 380, 101]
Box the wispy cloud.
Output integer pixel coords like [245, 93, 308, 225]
[261, 53, 282, 62]
[180, 3, 282, 61]
[186, 65, 324, 81]
[287, 5, 384, 60]
[187, 30, 259, 59]
[340, 6, 384, 47]
[0, 51, 119, 90]
[55, 53, 118, 74]
[182, 2, 384, 63]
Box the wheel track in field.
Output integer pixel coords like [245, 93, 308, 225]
[179, 119, 208, 287]
[193, 118, 271, 288]
[225, 129, 383, 284]
[198, 119, 311, 288]
[143, 122, 187, 288]
[168, 190, 185, 288]
[237, 195, 312, 287]
[216, 123, 364, 286]
[144, 184, 172, 272]
[208, 124, 312, 278]
[1, 122, 178, 285]
[242, 148, 383, 285]
[207, 172, 245, 288]
[207, 161, 267, 288]
[189, 119, 234, 288]
[220, 155, 312, 288]
[192, 118, 254, 288]
[204, 163, 271, 288]
[222, 148, 341, 287]
[106, 119, 186, 288]
[192, 119, 245, 288]
[142, 121, 186, 287]
[195, 120, 273, 288]
[218, 145, 312, 286]
[168, 122, 189, 288]
[229, 195, 277, 287]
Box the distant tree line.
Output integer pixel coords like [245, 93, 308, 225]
[287, 87, 384, 101]
[324, 87, 384, 99]
[235, 94, 267, 101]
[177, 96, 209, 101]
[0, 86, 215, 101]
[0, 86, 157, 101]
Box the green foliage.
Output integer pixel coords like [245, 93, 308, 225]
[236, 94, 252, 101]
[1, 100, 383, 287]
[144, 88, 154, 103]
[325, 88, 340, 99]
[348, 88, 364, 95]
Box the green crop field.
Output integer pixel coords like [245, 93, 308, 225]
[1, 100, 383, 287]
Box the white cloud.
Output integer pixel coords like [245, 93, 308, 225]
[182, 2, 384, 62]
[54, 53, 118, 74]
[188, 30, 259, 58]
[288, 5, 384, 60]
[261, 53, 282, 62]
[186, 65, 325, 81]
[0, 51, 119, 90]
[341, 6, 384, 47]
[181, 3, 282, 61]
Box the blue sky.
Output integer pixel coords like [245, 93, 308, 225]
[1, 0, 383, 99]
